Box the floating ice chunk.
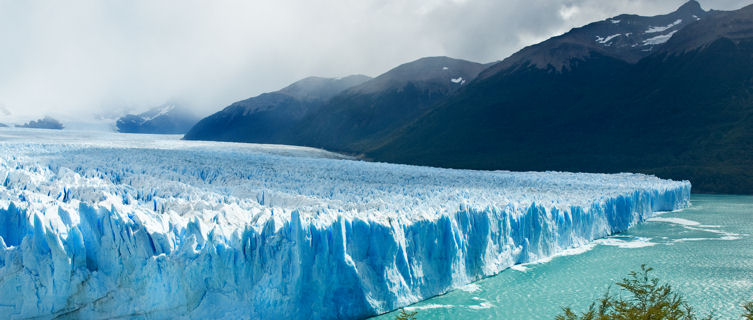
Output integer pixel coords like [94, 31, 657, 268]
[458, 283, 480, 292]
[451, 77, 463, 83]
[596, 237, 656, 248]
[406, 304, 455, 311]
[647, 217, 701, 226]
[510, 264, 529, 272]
[468, 298, 494, 310]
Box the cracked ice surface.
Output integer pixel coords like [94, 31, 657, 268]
[0, 129, 690, 319]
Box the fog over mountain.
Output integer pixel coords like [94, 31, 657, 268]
[0, 0, 749, 122]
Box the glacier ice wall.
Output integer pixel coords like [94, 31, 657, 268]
[0, 130, 690, 319]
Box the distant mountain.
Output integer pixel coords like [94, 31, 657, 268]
[294, 57, 490, 152]
[16, 117, 64, 130]
[277, 75, 372, 101]
[117, 104, 199, 134]
[185, 57, 489, 152]
[482, 0, 707, 74]
[660, 3, 753, 53]
[0, 123, 7, 128]
[184, 1, 753, 194]
[183, 75, 371, 143]
[367, 1, 753, 194]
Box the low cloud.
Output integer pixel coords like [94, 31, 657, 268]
[0, 0, 748, 122]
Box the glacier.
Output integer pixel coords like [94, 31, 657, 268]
[0, 129, 690, 319]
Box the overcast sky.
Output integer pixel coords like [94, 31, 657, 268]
[0, 0, 749, 122]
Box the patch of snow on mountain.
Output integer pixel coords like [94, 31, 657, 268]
[143, 104, 176, 121]
[610, 19, 621, 24]
[643, 30, 678, 45]
[451, 77, 464, 83]
[645, 19, 682, 33]
[442, 66, 449, 70]
[595, 34, 622, 44]
[0, 129, 691, 319]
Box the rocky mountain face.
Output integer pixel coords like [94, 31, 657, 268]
[294, 57, 490, 152]
[367, 2, 753, 194]
[481, 0, 708, 74]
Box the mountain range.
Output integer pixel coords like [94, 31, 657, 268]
[184, 75, 371, 144]
[185, 1, 753, 194]
[16, 116, 64, 130]
[117, 104, 199, 134]
[184, 57, 488, 151]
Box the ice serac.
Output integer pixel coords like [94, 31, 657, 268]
[0, 130, 691, 319]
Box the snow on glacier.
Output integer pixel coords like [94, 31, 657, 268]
[0, 129, 691, 319]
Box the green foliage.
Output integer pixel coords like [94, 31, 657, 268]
[556, 265, 712, 320]
[743, 301, 753, 320]
[395, 308, 418, 320]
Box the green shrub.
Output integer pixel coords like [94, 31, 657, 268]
[556, 265, 712, 320]
[394, 308, 417, 320]
[390, 265, 752, 320]
[743, 301, 753, 320]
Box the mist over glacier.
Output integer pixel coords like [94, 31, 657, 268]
[0, 129, 689, 319]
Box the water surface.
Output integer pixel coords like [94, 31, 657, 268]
[374, 194, 753, 319]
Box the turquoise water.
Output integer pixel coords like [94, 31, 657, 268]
[373, 194, 753, 319]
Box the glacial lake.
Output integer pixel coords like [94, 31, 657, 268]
[373, 194, 753, 319]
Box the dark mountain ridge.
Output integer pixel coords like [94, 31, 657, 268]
[185, 1, 753, 194]
[183, 75, 372, 143]
[367, 2, 753, 194]
[278, 75, 373, 102]
[184, 57, 488, 151]
[660, 2, 753, 53]
[482, 0, 708, 74]
[293, 56, 490, 152]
